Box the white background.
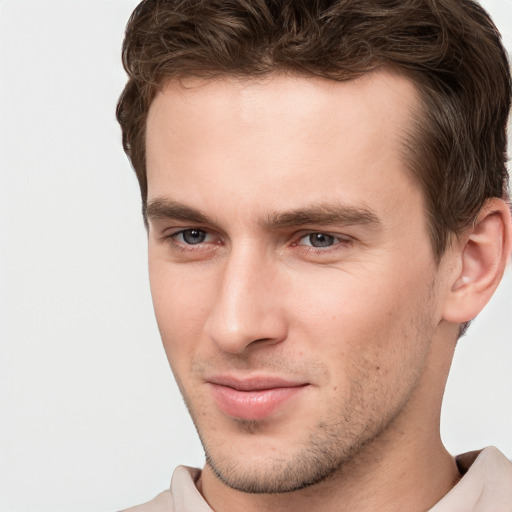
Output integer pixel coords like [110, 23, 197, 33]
[0, 1, 511, 511]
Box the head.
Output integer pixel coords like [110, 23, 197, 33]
[116, 0, 512, 499]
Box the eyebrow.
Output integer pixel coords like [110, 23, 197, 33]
[145, 198, 382, 230]
[146, 199, 211, 224]
[264, 203, 382, 229]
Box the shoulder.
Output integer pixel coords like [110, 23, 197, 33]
[118, 466, 205, 512]
[429, 447, 512, 512]
[463, 446, 512, 474]
[119, 490, 173, 512]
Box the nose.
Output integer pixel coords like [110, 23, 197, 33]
[204, 244, 288, 354]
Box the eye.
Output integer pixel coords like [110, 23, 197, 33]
[174, 229, 210, 245]
[160, 227, 222, 259]
[297, 233, 341, 248]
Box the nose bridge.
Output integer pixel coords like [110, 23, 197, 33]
[205, 240, 286, 353]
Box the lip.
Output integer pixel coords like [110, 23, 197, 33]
[207, 376, 309, 421]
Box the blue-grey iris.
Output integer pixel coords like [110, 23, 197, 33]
[183, 229, 207, 244]
[309, 233, 335, 247]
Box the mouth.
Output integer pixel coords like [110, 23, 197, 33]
[206, 376, 309, 421]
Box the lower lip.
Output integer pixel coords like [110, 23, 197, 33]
[208, 384, 307, 421]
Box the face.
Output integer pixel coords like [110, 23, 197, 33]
[145, 71, 449, 493]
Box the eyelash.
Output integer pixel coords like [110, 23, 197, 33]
[163, 229, 220, 253]
[293, 233, 352, 252]
[161, 228, 352, 255]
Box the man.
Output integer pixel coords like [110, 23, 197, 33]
[116, 0, 512, 510]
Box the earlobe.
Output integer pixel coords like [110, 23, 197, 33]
[442, 198, 512, 324]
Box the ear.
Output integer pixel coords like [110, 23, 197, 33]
[442, 198, 512, 324]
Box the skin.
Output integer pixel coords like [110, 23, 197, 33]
[144, 70, 507, 512]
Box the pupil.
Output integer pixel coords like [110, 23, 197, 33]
[310, 233, 334, 247]
[184, 229, 206, 244]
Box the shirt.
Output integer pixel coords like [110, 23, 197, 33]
[121, 446, 512, 512]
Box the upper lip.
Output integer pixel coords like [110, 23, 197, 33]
[207, 375, 309, 391]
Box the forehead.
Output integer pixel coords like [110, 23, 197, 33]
[145, 70, 422, 224]
[147, 70, 418, 142]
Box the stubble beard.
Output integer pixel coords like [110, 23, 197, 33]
[183, 373, 422, 495]
[202, 419, 379, 494]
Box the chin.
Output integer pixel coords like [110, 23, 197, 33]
[197, 420, 366, 494]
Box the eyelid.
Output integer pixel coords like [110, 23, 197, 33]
[162, 227, 223, 249]
[293, 231, 352, 244]
[174, 228, 212, 244]
[289, 231, 354, 257]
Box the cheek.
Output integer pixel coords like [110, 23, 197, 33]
[286, 262, 434, 367]
[148, 259, 215, 364]
[287, 267, 399, 337]
[289, 269, 435, 422]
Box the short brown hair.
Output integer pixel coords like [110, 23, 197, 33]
[116, 0, 511, 260]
